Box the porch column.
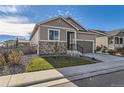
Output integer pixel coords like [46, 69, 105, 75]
[74, 31, 77, 50]
[123, 37, 124, 47]
[113, 36, 115, 49]
[119, 37, 120, 48]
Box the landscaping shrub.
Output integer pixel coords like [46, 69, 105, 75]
[0, 48, 11, 63]
[116, 47, 124, 56]
[96, 46, 102, 51]
[108, 49, 117, 55]
[8, 50, 24, 65]
[101, 46, 108, 53]
[0, 54, 6, 66]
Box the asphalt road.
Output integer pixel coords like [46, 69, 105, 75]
[53, 70, 124, 87]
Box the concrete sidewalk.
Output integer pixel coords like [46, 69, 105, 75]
[1, 59, 124, 87]
[83, 53, 124, 62]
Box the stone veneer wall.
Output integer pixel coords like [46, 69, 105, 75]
[39, 41, 67, 54]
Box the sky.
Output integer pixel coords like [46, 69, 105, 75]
[0, 5, 124, 41]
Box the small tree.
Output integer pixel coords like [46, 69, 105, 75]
[15, 37, 19, 47]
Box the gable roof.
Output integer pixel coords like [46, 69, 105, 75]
[65, 17, 88, 31]
[90, 29, 124, 37]
[90, 29, 107, 36]
[30, 16, 88, 40]
[38, 16, 79, 30]
[107, 29, 124, 36]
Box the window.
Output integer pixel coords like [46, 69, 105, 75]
[49, 29, 60, 40]
[115, 37, 119, 44]
[108, 37, 113, 44]
[120, 38, 123, 44]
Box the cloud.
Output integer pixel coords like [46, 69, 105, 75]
[47, 10, 73, 18]
[0, 15, 34, 37]
[0, 6, 34, 40]
[0, 16, 31, 24]
[57, 10, 72, 16]
[0, 6, 18, 13]
[0, 22, 35, 37]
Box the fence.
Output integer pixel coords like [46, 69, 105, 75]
[0, 46, 37, 55]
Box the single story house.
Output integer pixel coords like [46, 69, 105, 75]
[91, 29, 124, 49]
[30, 16, 96, 55]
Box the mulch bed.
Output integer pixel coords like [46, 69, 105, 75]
[0, 54, 38, 76]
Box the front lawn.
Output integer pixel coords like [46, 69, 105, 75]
[26, 56, 96, 72]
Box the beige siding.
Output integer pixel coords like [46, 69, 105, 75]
[39, 26, 48, 40]
[42, 18, 74, 29]
[39, 26, 67, 41]
[66, 19, 85, 31]
[30, 27, 39, 45]
[60, 29, 67, 41]
[77, 33, 96, 40]
[96, 36, 108, 47]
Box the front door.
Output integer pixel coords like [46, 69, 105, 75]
[67, 32, 74, 50]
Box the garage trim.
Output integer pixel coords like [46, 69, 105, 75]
[75, 39, 94, 53]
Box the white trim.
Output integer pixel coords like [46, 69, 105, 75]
[48, 28, 60, 41]
[39, 40, 67, 42]
[41, 25, 75, 30]
[66, 30, 76, 41]
[76, 39, 95, 53]
[66, 30, 77, 49]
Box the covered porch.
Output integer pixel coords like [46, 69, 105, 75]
[108, 36, 124, 49]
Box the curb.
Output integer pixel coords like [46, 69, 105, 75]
[30, 65, 124, 87]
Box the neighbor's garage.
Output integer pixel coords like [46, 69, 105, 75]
[77, 40, 94, 53]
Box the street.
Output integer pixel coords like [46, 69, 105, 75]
[53, 70, 124, 87]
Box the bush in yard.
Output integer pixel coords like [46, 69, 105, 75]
[116, 47, 124, 56]
[8, 50, 24, 65]
[101, 46, 108, 53]
[96, 46, 102, 51]
[2, 49, 10, 63]
[0, 54, 6, 66]
[108, 49, 117, 55]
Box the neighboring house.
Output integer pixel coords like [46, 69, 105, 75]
[91, 29, 124, 49]
[0, 42, 4, 47]
[4, 40, 31, 48]
[19, 40, 32, 46]
[4, 40, 16, 48]
[30, 16, 96, 55]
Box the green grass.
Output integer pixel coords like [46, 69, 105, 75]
[26, 56, 95, 72]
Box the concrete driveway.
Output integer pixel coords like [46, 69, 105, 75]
[83, 53, 124, 62]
